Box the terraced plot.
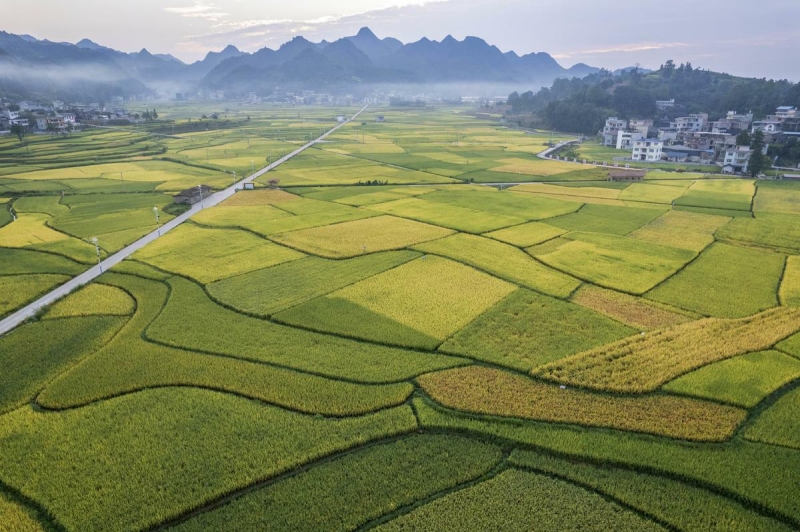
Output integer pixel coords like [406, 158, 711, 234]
[133, 223, 304, 283]
[440, 289, 633, 370]
[208, 251, 420, 316]
[532, 232, 695, 294]
[173, 435, 502, 532]
[270, 215, 453, 258]
[413, 233, 580, 298]
[546, 203, 667, 236]
[420, 366, 745, 440]
[0, 273, 70, 318]
[276, 256, 516, 348]
[0, 388, 416, 532]
[376, 469, 665, 532]
[781, 256, 800, 305]
[647, 243, 785, 317]
[745, 387, 800, 449]
[367, 197, 526, 233]
[629, 209, 730, 251]
[484, 221, 566, 247]
[571, 285, 691, 330]
[674, 179, 755, 212]
[534, 307, 800, 393]
[663, 350, 800, 407]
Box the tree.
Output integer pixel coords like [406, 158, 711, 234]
[46, 122, 59, 137]
[747, 130, 768, 177]
[736, 130, 751, 146]
[152, 109, 158, 119]
[10, 124, 25, 144]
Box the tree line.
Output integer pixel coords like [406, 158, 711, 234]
[507, 62, 800, 135]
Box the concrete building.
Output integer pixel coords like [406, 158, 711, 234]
[776, 106, 798, 120]
[632, 139, 663, 162]
[629, 119, 654, 136]
[602, 117, 627, 146]
[656, 99, 675, 110]
[671, 113, 708, 133]
[616, 129, 645, 150]
[722, 147, 752, 173]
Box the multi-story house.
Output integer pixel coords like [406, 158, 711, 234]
[616, 129, 645, 150]
[631, 139, 663, 162]
[602, 117, 627, 146]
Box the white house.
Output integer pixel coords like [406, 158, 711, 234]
[631, 139, 663, 162]
[616, 129, 645, 150]
[752, 119, 782, 134]
[722, 147, 751, 173]
[602, 117, 627, 146]
[776, 106, 798, 120]
[656, 99, 675, 110]
[671, 113, 708, 133]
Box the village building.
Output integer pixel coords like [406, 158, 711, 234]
[173, 185, 213, 205]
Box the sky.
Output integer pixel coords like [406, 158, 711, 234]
[4, 0, 799, 80]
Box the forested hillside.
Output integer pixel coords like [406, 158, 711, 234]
[508, 62, 800, 134]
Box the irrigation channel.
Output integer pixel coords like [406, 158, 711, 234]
[0, 105, 370, 337]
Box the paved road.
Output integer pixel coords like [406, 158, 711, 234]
[0, 105, 369, 337]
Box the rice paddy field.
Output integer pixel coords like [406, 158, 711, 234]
[2, 104, 800, 531]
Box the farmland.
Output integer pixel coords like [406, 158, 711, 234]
[1, 104, 800, 531]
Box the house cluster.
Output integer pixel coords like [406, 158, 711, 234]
[601, 105, 799, 173]
[0, 98, 146, 133]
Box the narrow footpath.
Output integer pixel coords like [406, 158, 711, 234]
[0, 105, 369, 337]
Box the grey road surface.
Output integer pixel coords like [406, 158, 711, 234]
[0, 105, 369, 337]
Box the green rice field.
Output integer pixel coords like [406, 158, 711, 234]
[1, 104, 799, 531]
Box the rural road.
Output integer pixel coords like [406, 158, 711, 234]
[0, 105, 369, 337]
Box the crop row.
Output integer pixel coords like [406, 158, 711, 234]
[412, 397, 800, 524]
[534, 307, 800, 393]
[147, 275, 468, 382]
[419, 366, 745, 441]
[375, 468, 663, 531]
[270, 215, 453, 259]
[510, 451, 793, 532]
[173, 434, 502, 531]
[413, 233, 580, 298]
[0, 387, 417, 531]
[439, 289, 634, 371]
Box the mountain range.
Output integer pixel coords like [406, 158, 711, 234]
[0, 27, 599, 101]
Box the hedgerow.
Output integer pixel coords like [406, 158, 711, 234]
[419, 366, 745, 441]
[0, 388, 417, 532]
[173, 434, 502, 532]
[535, 307, 800, 393]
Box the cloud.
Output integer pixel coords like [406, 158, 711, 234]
[173, 0, 449, 54]
[553, 42, 688, 59]
[165, 2, 228, 22]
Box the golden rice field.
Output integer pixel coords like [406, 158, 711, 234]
[270, 215, 454, 258]
[2, 105, 800, 532]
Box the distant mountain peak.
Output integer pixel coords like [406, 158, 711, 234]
[356, 27, 377, 39]
[222, 44, 240, 53]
